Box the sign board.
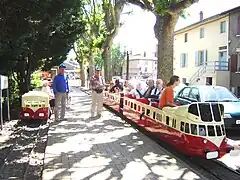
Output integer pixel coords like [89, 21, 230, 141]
[0, 75, 8, 90]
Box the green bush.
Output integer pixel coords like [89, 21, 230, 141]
[31, 71, 43, 88]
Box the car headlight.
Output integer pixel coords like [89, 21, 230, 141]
[223, 113, 232, 118]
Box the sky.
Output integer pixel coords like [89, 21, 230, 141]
[68, 0, 240, 59]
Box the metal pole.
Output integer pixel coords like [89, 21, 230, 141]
[6, 89, 10, 121]
[0, 90, 3, 130]
[126, 51, 129, 80]
[119, 92, 124, 115]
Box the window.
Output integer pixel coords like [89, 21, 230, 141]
[182, 78, 187, 84]
[184, 33, 188, 42]
[221, 124, 225, 135]
[166, 116, 169, 125]
[219, 46, 227, 50]
[185, 123, 190, 133]
[206, 77, 212, 85]
[216, 125, 222, 136]
[172, 118, 176, 128]
[198, 103, 213, 122]
[237, 54, 240, 72]
[195, 50, 207, 66]
[199, 125, 206, 136]
[134, 103, 137, 110]
[189, 88, 200, 101]
[178, 87, 191, 99]
[200, 28, 204, 38]
[191, 124, 198, 135]
[237, 15, 240, 35]
[144, 67, 147, 72]
[208, 126, 215, 136]
[156, 113, 162, 122]
[180, 122, 184, 131]
[188, 104, 199, 116]
[180, 53, 188, 68]
[220, 21, 226, 33]
[201, 86, 239, 102]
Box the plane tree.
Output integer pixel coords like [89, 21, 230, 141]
[74, 0, 106, 86]
[101, 0, 126, 82]
[127, 0, 198, 83]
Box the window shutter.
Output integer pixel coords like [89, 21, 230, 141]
[180, 54, 183, 67]
[204, 50, 207, 64]
[195, 51, 199, 66]
[185, 53, 188, 67]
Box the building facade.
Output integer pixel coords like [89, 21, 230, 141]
[122, 52, 157, 79]
[174, 7, 240, 94]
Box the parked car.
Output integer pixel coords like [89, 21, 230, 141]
[174, 85, 240, 129]
[174, 83, 187, 97]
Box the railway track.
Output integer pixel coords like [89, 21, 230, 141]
[0, 119, 49, 180]
[102, 101, 240, 180]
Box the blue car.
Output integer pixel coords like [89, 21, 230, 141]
[174, 85, 240, 130]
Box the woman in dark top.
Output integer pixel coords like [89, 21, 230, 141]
[109, 79, 123, 93]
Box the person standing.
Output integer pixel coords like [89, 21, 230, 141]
[41, 80, 55, 118]
[89, 66, 105, 118]
[52, 63, 69, 121]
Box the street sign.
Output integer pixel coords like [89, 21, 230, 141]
[0, 75, 10, 131]
[0, 75, 8, 90]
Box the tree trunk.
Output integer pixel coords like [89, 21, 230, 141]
[79, 60, 85, 87]
[16, 57, 32, 95]
[154, 14, 179, 84]
[88, 50, 94, 78]
[102, 45, 111, 82]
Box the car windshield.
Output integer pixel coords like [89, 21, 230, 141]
[202, 87, 239, 102]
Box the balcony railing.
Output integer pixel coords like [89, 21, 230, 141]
[189, 61, 229, 85]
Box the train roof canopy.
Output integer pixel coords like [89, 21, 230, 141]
[22, 91, 49, 98]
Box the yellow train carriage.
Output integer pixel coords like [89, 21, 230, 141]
[20, 91, 50, 120]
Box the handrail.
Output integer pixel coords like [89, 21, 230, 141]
[189, 61, 229, 85]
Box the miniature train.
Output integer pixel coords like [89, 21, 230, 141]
[20, 91, 50, 120]
[103, 91, 234, 159]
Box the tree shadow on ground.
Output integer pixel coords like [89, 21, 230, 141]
[42, 109, 202, 180]
[0, 119, 48, 179]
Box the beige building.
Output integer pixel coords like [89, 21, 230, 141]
[122, 52, 157, 79]
[174, 7, 240, 92]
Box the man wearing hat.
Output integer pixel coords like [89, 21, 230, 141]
[89, 66, 105, 118]
[52, 63, 69, 121]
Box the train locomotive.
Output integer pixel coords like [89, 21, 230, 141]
[103, 91, 234, 159]
[20, 91, 50, 120]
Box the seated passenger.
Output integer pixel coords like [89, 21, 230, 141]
[109, 79, 123, 93]
[108, 81, 114, 91]
[129, 82, 145, 99]
[159, 75, 180, 109]
[143, 79, 155, 98]
[150, 79, 164, 103]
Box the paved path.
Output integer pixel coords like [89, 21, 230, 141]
[42, 91, 207, 180]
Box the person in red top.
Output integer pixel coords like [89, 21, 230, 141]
[159, 75, 180, 109]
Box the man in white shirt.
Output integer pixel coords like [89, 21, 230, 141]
[129, 82, 145, 99]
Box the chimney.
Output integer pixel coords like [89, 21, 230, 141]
[200, 11, 203, 21]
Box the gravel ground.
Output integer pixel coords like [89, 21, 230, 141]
[0, 119, 50, 180]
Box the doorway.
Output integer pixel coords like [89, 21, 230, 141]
[206, 77, 212, 85]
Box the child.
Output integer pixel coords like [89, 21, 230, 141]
[42, 80, 55, 119]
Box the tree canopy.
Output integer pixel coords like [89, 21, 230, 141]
[0, 0, 86, 95]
